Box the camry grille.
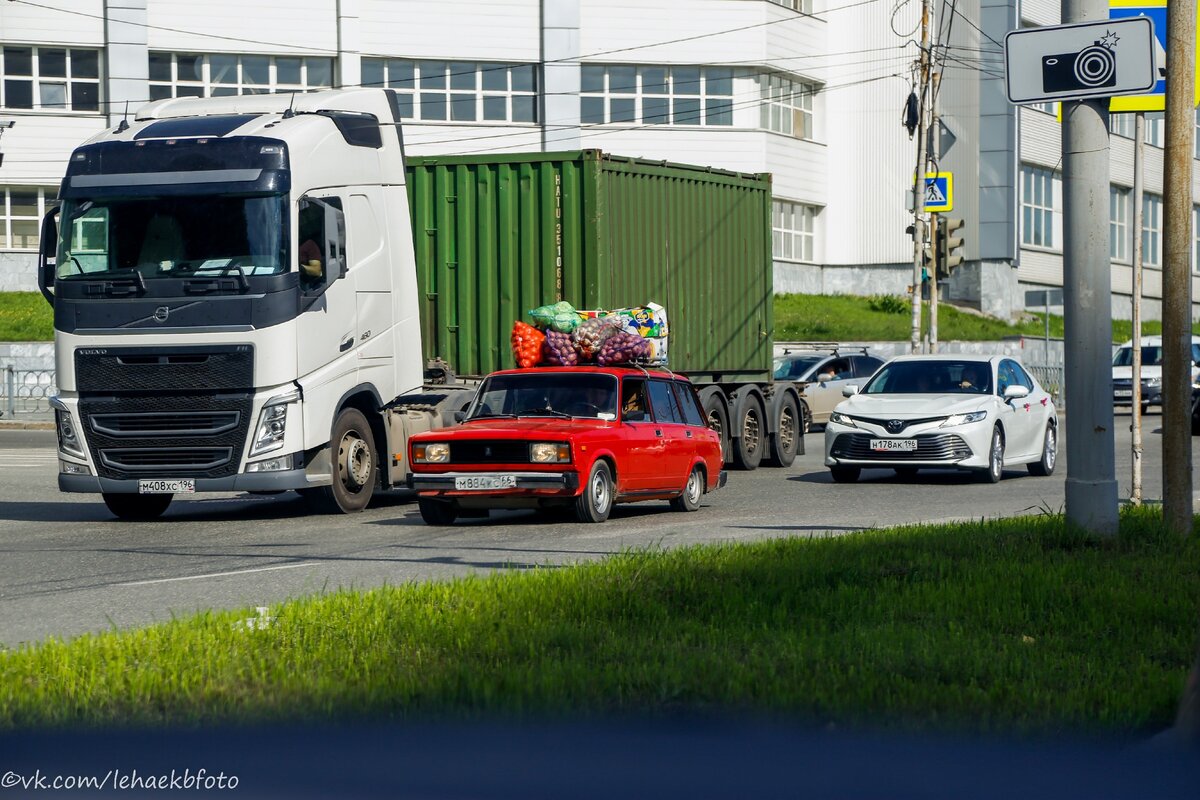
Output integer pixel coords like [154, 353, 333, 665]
[830, 433, 972, 461]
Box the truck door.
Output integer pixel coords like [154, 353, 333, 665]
[296, 195, 357, 381]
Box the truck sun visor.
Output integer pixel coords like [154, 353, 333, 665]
[133, 114, 260, 140]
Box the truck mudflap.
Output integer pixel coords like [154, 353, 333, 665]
[59, 468, 321, 494]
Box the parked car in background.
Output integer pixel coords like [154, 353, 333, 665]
[1111, 335, 1200, 414]
[824, 355, 1057, 484]
[407, 367, 726, 525]
[773, 344, 884, 432]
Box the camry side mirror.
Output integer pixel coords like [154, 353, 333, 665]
[1004, 385, 1030, 400]
[842, 385, 859, 397]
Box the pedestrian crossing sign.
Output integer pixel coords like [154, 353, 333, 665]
[923, 172, 952, 212]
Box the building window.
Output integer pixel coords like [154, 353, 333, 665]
[1110, 186, 1130, 262]
[1030, 101, 1057, 115]
[365, 59, 538, 123]
[1020, 165, 1057, 249]
[147, 52, 333, 100]
[1109, 113, 1134, 138]
[1142, 193, 1162, 267]
[0, 46, 100, 111]
[579, 65, 732, 126]
[768, 0, 813, 12]
[1144, 111, 1164, 147]
[0, 187, 48, 250]
[772, 199, 817, 262]
[759, 73, 816, 139]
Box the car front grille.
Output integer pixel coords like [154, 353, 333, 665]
[830, 433, 972, 461]
[448, 440, 533, 464]
[99, 447, 233, 472]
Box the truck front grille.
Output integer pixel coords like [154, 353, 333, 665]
[99, 448, 233, 472]
[88, 411, 241, 437]
[75, 346, 253, 393]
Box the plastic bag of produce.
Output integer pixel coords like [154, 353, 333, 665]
[572, 317, 621, 361]
[528, 300, 581, 333]
[597, 331, 651, 366]
[582, 302, 669, 365]
[510, 320, 546, 368]
[542, 329, 579, 366]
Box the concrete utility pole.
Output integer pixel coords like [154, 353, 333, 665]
[1162, 0, 1196, 535]
[1131, 112, 1145, 506]
[909, 0, 932, 354]
[1061, 0, 1118, 535]
[930, 70, 942, 354]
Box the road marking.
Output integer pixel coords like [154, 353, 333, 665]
[117, 561, 318, 587]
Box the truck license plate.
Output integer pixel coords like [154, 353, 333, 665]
[454, 475, 517, 491]
[870, 439, 917, 452]
[1114, 389, 1133, 397]
[139, 479, 195, 494]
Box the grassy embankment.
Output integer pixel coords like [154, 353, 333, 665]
[1, 509, 1197, 736]
[0, 292, 52, 341]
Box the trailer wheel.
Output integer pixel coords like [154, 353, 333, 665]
[305, 407, 377, 514]
[698, 388, 731, 465]
[765, 390, 802, 468]
[731, 390, 765, 471]
[102, 493, 172, 521]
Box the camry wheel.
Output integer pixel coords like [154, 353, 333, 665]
[1028, 423, 1057, 476]
[575, 460, 614, 523]
[979, 426, 1004, 483]
[670, 466, 704, 512]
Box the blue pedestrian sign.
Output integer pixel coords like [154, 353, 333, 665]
[923, 172, 953, 212]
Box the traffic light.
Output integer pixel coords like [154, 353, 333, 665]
[936, 218, 965, 277]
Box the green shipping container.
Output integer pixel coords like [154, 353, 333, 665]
[405, 150, 773, 384]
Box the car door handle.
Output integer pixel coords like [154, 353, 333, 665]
[685, 430, 693, 438]
[655, 429, 663, 437]
[339, 337, 354, 352]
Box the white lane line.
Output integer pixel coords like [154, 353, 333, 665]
[117, 561, 318, 587]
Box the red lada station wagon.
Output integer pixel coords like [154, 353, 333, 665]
[407, 367, 726, 524]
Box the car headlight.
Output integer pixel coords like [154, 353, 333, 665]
[54, 407, 86, 459]
[530, 442, 571, 463]
[830, 411, 857, 428]
[1143, 377, 1162, 387]
[941, 411, 988, 427]
[250, 403, 289, 456]
[413, 442, 450, 463]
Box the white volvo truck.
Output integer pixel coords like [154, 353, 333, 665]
[38, 89, 474, 519]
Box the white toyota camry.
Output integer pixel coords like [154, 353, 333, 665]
[823, 355, 1058, 483]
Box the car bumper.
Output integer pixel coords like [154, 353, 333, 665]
[1113, 388, 1161, 406]
[823, 426, 988, 470]
[408, 471, 582, 495]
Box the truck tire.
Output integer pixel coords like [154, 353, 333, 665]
[765, 389, 802, 468]
[698, 388, 731, 466]
[102, 492, 172, 521]
[305, 407, 378, 513]
[731, 389, 765, 471]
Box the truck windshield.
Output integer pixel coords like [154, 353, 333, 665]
[56, 194, 286, 280]
[469, 372, 619, 420]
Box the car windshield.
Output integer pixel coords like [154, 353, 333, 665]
[863, 360, 993, 395]
[772, 355, 824, 380]
[1112, 346, 1164, 366]
[468, 372, 619, 420]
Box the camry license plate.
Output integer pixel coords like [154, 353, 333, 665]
[870, 439, 917, 452]
[454, 475, 517, 491]
[1114, 389, 1133, 397]
[138, 479, 195, 494]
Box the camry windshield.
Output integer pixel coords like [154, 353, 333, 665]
[863, 361, 992, 395]
[56, 195, 286, 280]
[1112, 346, 1164, 366]
[468, 373, 619, 420]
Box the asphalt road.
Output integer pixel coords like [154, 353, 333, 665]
[0, 412, 1195, 647]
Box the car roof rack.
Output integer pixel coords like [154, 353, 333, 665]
[777, 341, 871, 356]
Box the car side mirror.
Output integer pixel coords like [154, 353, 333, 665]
[842, 385, 859, 397]
[817, 374, 832, 383]
[1004, 385, 1030, 400]
[453, 410, 466, 423]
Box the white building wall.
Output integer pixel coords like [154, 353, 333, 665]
[362, 0, 541, 61]
[0, 0, 104, 45]
[146, 0, 338, 55]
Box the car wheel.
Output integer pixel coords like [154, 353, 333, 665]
[979, 426, 1004, 483]
[102, 492, 172, 521]
[1027, 423, 1057, 476]
[670, 466, 704, 512]
[765, 391, 802, 468]
[699, 388, 731, 466]
[574, 460, 614, 523]
[830, 466, 860, 483]
[304, 407, 378, 513]
[417, 498, 458, 525]
[893, 466, 919, 479]
[732, 392, 765, 471]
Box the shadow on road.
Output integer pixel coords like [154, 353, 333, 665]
[790, 469, 1043, 485]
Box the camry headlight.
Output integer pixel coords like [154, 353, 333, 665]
[413, 442, 450, 463]
[530, 442, 571, 463]
[941, 411, 988, 427]
[830, 411, 858, 428]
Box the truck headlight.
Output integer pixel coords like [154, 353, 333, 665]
[830, 411, 858, 428]
[941, 411, 987, 427]
[530, 442, 570, 463]
[250, 403, 289, 456]
[413, 442, 450, 463]
[55, 409, 86, 458]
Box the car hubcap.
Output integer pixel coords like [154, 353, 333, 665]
[687, 471, 702, 503]
[339, 432, 372, 490]
[991, 433, 1002, 478]
[1045, 428, 1056, 469]
[592, 471, 611, 514]
[744, 409, 761, 454]
[779, 407, 796, 453]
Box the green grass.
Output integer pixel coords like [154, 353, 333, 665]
[774, 293, 1200, 344]
[1, 509, 1197, 736]
[0, 292, 53, 341]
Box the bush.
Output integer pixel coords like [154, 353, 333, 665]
[867, 294, 910, 315]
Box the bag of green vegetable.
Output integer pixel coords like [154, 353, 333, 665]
[528, 300, 581, 333]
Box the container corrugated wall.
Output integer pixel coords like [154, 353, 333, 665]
[405, 150, 773, 383]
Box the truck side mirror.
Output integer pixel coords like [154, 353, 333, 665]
[38, 205, 59, 304]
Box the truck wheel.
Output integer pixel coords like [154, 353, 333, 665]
[102, 493, 172, 521]
[698, 388, 731, 465]
[669, 466, 704, 512]
[574, 460, 614, 523]
[765, 391, 802, 468]
[306, 407, 377, 513]
[417, 498, 458, 525]
[799, 398, 812, 435]
[732, 392, 765, 471]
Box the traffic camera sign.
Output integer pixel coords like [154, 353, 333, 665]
[1005, 17, 1158, 104]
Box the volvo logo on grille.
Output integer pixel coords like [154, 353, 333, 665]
[886, 420, 906, 434]
[153, 306, 170, 323]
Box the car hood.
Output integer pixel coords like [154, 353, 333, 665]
[1112, 365, 1163, 379]
[836, 393, 992, 418]
[448, 418, 611, 437]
